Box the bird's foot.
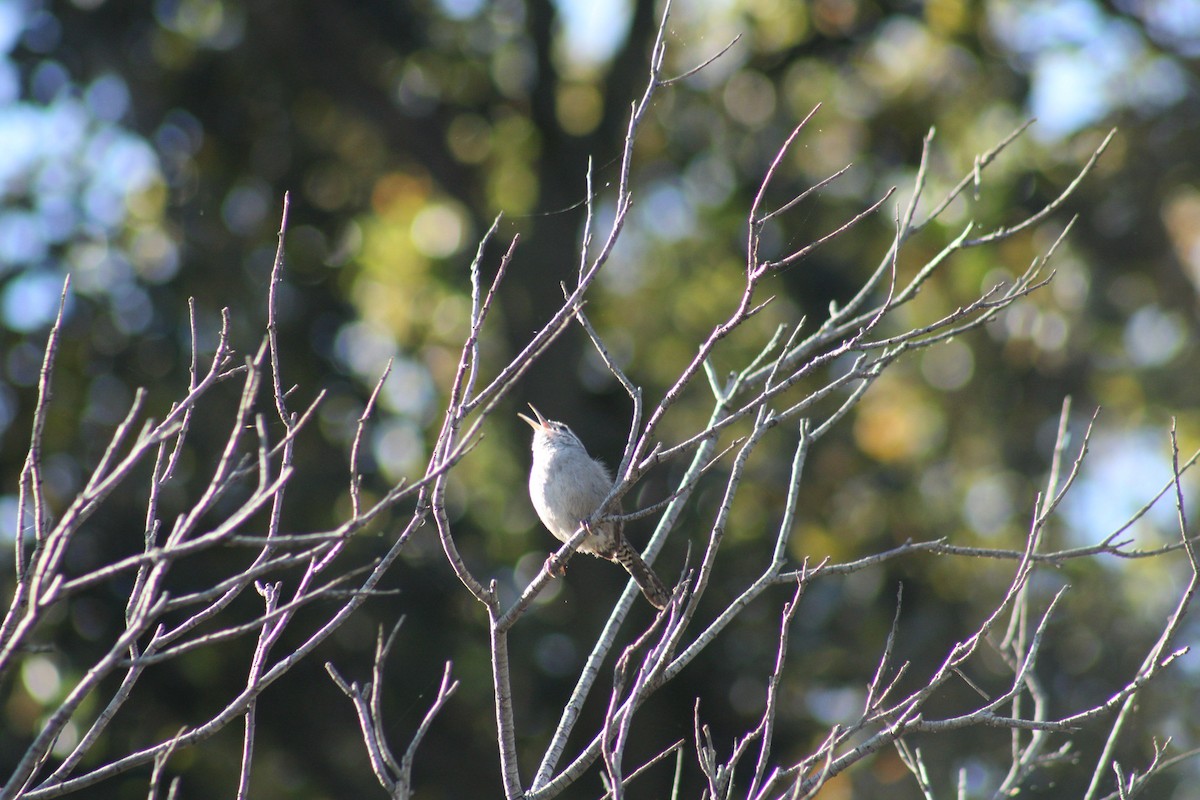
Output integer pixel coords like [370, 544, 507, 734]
[544, 552, 569, 577]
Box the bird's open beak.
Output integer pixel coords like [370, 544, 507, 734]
[518, 403, 549, 430]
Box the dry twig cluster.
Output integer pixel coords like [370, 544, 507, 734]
[2, 6, 1195, 799]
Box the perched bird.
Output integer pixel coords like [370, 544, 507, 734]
[519, 405, 669, 610]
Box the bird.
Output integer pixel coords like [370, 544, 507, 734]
[519, 404, 670, 610]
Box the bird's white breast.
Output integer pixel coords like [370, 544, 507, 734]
[528, 434, 614, 550]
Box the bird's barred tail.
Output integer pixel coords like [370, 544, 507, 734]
[612, 540, 670, 610]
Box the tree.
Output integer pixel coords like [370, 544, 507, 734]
[2, 1, 1199, 798]
[2, 4, 1200, 796]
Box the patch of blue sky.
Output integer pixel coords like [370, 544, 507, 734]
[1144, 0, 1200, 56]
[0, 269, 68, 332]
[0, 100, 86, 193]
[0, 101, 161, 272]
[1061, 428, 1189, 551]
[433, 0, 485, 21]
[0, 2, 166, 332]
[552, 0, 631, 66]
[990, 0, 1108, 55]
[0, 1, 23, 55]
[991, 0, 1189, 140]
[83, 73, 130, 122]
[84, 126, 161, 197]
[0, 57, 16, 103]
[0, 210, 45, 266]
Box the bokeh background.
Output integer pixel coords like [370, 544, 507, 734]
[1, 0, 1199, 797]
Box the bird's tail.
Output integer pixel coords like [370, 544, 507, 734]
[611, 540, 670, 610]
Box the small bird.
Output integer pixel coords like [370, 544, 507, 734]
[519, 404, 669, 610]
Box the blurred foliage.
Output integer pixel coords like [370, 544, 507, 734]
[1, 0, 1199, 797]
